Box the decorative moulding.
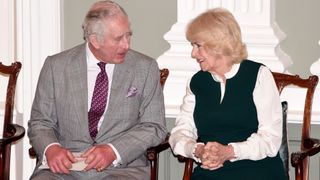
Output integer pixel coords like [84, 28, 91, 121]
[157, 0, 320, 124]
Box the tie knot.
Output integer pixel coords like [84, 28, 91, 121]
[98, 62, 106, 71]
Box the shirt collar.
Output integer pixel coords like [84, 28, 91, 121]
[86, 43, 102, 69]
[211, 63, 240, 82]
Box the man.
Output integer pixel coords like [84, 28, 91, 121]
[28, 1, 166, 179]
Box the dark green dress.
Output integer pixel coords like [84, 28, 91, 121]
[190, 60, 285, 180]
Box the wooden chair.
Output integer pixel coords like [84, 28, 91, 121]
[29, 68, 169, 179]
[161, 72, 319, 180]
[272, 72, 319, 180]
[279, 101, 289, 180]
[0, 61, 25, 180]
[147, 133, 170, 180]
[147, 68, 170, 180]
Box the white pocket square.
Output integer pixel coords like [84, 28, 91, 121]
[126, 87, 138, 97]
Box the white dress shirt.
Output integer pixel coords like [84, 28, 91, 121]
[169, 63, 283, 162]
[86, 43, 122, 165]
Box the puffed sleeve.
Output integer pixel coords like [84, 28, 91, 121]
[229, 66, 282, 161]
[169, 79, 200, 160]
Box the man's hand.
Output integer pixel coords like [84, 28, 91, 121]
[82, 144, 116, 172]
[45, 144, 77, 174]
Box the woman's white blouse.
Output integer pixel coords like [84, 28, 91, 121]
[169, 64, 283, 162]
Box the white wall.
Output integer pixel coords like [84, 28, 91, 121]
[63, 0, 177, 60]
[63, 0, 320, 78]
[276, 0, 320, 78]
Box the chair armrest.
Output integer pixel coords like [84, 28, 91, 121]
[177, 155, 188, 162]
[0, 124, 25, 146]
[29, 147, 37, 159]
[291, 138, 320, 167]
[304, 138, 320, 149]
[147, 133, 170, 161]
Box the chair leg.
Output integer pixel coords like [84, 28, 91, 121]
[149, 156, 158, 180]
[183, 158, 193, 180]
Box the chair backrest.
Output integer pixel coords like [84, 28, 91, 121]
[148, 68, 169, 180]
[0, 61, 24, 180]
[279, 101, 289, 180]
[272, 72, 319, 180]
[159, 68, 169, 88]
[0, 62, 21, 133]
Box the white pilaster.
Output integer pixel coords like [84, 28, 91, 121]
[309, 41, 320, 125]
[0, 0, 15, 132]
[15, 0, 62, 179]
[310, 41, 320, 77]
[157, 0, 291, 118]
[0, 0, 14, 63]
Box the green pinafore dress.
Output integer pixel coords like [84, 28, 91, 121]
[190, 60, 286, 180]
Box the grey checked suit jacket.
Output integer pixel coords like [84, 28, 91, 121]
[28, 43, 167, 179]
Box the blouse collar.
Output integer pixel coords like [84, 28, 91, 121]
[210, 63, 240, 82]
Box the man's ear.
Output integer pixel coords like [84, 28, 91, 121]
[88, 34, 100, 49]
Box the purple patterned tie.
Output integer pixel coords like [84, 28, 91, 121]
[88, 62, 108, 139]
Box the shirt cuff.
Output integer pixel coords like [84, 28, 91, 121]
[107, 143, 122, 167]
[42, 142, 61, 165]
[192, 142, 205, 163]
[228, 143, 240, 162]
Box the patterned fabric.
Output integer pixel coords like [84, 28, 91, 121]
[88, 62, 108, 139]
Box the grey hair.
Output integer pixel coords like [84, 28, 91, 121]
[82, 0, 128, 43]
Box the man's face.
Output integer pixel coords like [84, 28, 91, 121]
[94, 15, 132, 64]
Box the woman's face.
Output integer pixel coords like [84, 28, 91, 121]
[190, 41, 223, 73]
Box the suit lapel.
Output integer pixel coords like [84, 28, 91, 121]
[68, 45, 90, 134]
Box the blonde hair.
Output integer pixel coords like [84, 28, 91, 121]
[186, 8, 247, 63]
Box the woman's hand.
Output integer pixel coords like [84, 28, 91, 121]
[194, 143, 205, 160]
[200, 142, 235, 170]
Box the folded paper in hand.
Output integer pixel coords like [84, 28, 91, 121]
[39, 152, 87, 171]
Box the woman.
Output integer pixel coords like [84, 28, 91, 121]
[169, 8, 286, 179]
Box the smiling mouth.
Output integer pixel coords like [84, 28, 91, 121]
[197, 59, 204, 63]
